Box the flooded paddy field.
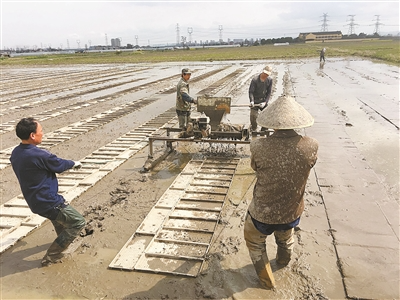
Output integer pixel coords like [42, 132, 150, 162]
[0, 58, 398, 299]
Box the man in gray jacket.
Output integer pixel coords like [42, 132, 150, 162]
[249, 65, 273, 131]
[244, 95, 319, 289]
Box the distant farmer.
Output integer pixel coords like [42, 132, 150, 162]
[244, 95, 319, 289]
[10, 117, 86, 267]
[320, 48, 326, 62]
[249, 65, 273, 131]
[176, 68, 197, 137]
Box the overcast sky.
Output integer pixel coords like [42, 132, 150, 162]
[1, 1, 399, 49]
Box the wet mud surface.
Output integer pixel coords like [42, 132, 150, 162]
[0, 58, 398, 299]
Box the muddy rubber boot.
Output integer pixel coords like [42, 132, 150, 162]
[178, 131, 187, 138]
[186, 122, 194, 137]
[178, 115, 186, 131]
[252, 252, 276, 289]
[276, 247, 291, 266]
[41, 242, 67, 267]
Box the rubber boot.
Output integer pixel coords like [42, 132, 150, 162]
[178, 115, 186, 131]
[252, 252, 276, 289]
[276, 246, 292, 266]
[186, 122, 194, 137]
[41, 241, 67, 267]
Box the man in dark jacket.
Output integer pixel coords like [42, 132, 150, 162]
[10, 117, 86, 266]
[244, 95, 318, 289]
[249, 65, 273, 131]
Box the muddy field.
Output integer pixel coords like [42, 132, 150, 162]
[0, 58, 398, 299]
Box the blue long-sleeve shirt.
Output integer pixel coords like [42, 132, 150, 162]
[10, 144, 74, 217]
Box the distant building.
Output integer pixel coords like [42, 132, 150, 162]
[111, 38, 121, 48]
[298, 31, 342, 42]
[233, 39, 244, 44]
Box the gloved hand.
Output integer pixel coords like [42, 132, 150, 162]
[73, 161, 82, 169]
[250, 101, 254, 107]
[259, 102, 266, 109]
[193, 98, 197, 104]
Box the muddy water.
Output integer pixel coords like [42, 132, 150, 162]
[0, 58, 398, 299]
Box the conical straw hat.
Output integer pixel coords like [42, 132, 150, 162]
[257, 95, 314, 129]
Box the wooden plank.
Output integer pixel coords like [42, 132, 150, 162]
[185, 185, 228, 195]
[134, 255, 202, 277]
[155, 189, 185, 208]
[170, 174, 194, 190]
[136, 207, 171, 235]
[109, 234, 153, 270]
[0, 225, 40, 253]
[175, 200, 222, 211]
[4, 198, 28, 207]
[169, 209, 220, 221]
[0, 207, 32, 217]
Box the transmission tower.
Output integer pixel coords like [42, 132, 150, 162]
[219, 25, 223, 43]
[320, 13, 329, 31]
[176, 23, 180, 46]
[188, 27, 193, 44]
[373, 15, 383, 35]
[347, 15, 358, 35]
[67, 40, 70, 50]
[105, 33, 108, 46]
[76, 40, 80, 49]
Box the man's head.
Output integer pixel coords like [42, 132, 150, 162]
[257, 95, 314, 130]
[260, 65, 272, 81]
[181, 68, 192, 80]
[16, 117, 43, 145]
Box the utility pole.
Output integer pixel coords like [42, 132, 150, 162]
[373, 15, 383, 35]
[320, 13, 329, 31]
[176, 23, 180, 46]
[135, 35, 138, 46]
[347, 15, 358, 35]
[188, 27, 193, 45]
[219, 25, 223, 43]
[105, 33, 108, 47]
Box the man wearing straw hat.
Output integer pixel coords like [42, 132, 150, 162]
[244, 95, 319, 289]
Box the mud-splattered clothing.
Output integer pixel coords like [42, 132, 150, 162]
[176, 77, 195, 112]
[249, 74, 272, 107]
[249, 74, 273, 130]
[248, 129, 318, 224]
[10, 143, 74, 218]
